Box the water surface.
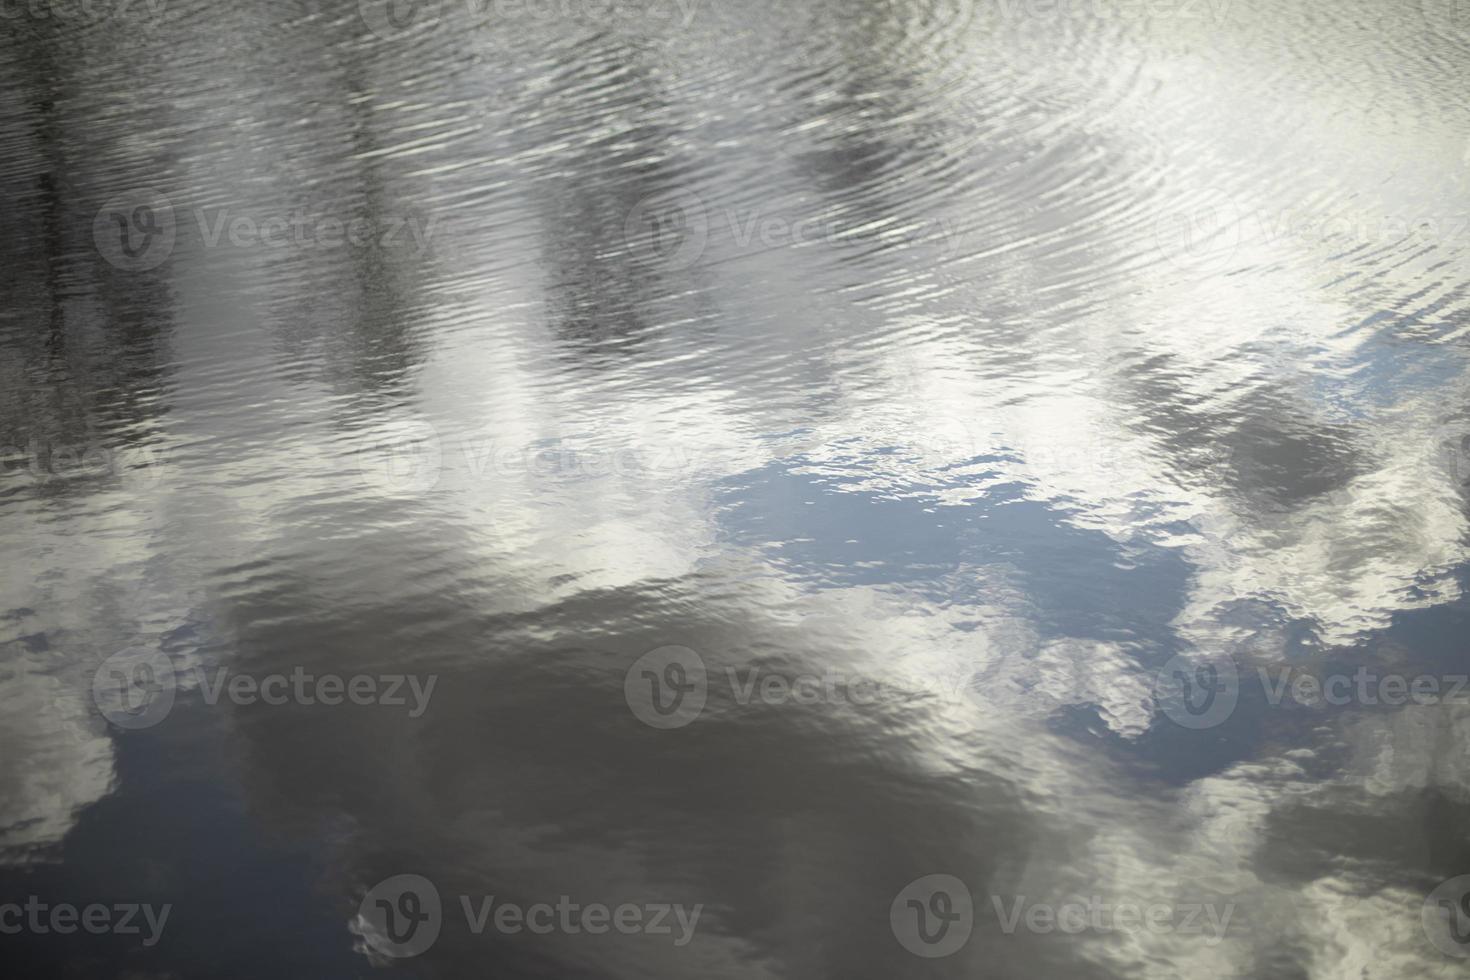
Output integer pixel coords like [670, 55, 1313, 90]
[2, 0, 1470, 976]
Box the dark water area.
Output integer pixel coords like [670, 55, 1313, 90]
[2, 0, 1470, 976]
